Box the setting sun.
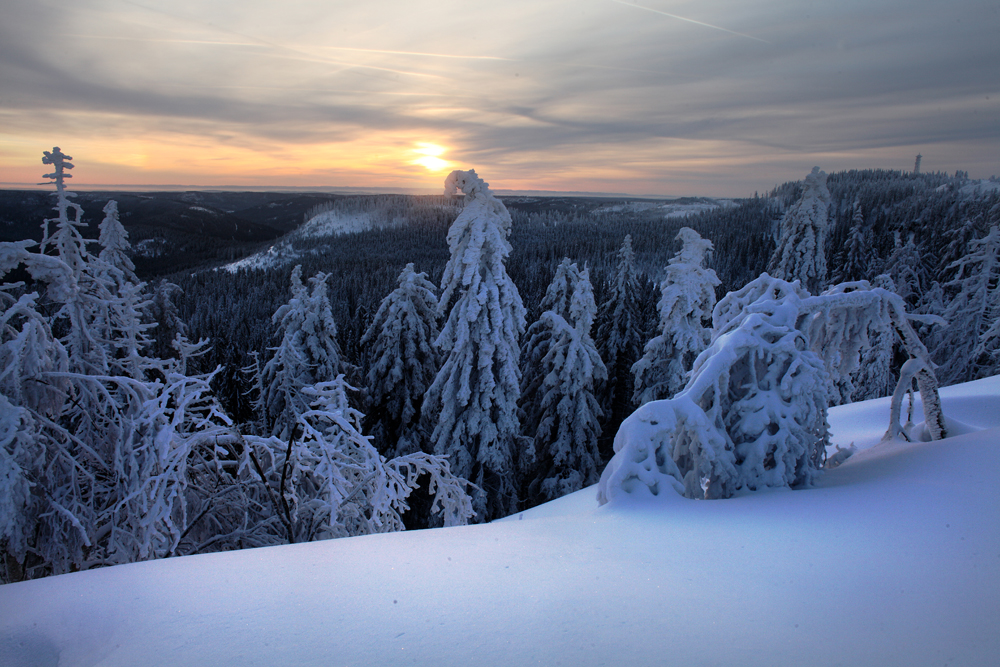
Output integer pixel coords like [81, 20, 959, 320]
[412, 143, 451, 172]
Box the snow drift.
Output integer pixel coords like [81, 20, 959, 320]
[2, 377, 1000, 667]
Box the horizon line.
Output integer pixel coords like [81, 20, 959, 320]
[0, 182, 728, 200]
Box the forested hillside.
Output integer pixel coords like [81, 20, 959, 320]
[3, 157, 999, 583]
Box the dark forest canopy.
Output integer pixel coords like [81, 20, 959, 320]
[4, 164, 1000, 582]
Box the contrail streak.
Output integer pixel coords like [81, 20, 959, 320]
[63, 35, 262, 47]
[611, 1, 771, 44]
[119, 0, 445, 79]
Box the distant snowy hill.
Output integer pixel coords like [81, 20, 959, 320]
[222, 196, 730, 273]
[590, 197, 735, 218]
[221, 198, 458, 273]
[3, 377, 999, 667]
[222, 210, 382, 272]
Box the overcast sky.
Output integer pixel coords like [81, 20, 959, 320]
[1, 0, 997, 196]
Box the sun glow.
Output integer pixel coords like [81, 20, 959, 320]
[412, 143, 451, 172]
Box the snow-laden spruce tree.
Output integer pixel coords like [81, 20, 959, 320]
[768, 167, 831, 293]
[146, 279, 187, 361]
[852, 274, 899, 400]
[934, 225, 1000, 383]
[596, 235, 644, 453]
[238, 375, 473, 543]
[834, 201, 872, 283]
[882, 232, 927, 310]
[1, 149, 232, 581]
[598, 273, 947, 504]
[521, 258, 588, 431]
[98, 200, 137, 283]
[632, 227, 719, 406]
[260, 266, 348, 436]
[361, 263, 441, 457]
[422, 169, 526, 521]
[520, 261, 605, 507]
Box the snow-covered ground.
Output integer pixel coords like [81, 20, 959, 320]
[3, 377, 999, 667]
[591, 198, 735, 218]
[222, 211, 379, 273]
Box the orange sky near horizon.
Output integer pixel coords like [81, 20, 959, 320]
[2, 1, 996, 196]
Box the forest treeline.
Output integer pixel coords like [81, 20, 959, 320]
[174, 168, 999, 421]
[3, 151, 999, 583]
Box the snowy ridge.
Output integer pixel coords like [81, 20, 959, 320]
[959, 178, 1000, 198]
[590, 198, 734, 218]
[221, 211, 381, 273]
[3, 376, 999, 666]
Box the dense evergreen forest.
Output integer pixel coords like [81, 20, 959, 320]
[3, 161, 999, 582]
[160, 169, 999, 425]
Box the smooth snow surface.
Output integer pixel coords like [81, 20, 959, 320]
[3, 378, 1000, 666]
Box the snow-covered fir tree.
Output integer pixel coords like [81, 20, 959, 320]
[852, 274, 900, 400]
[599, 273, 947, 504]
[361, 263, 441, 457]
[768, 166, 831, 293]
[834, 201, 872, 283]
[596, 235, 644, 455]
[98, 200, 137, 283]
[239, 375, 474, 543]
[938, 216, 983, 284]
[521, 258, 587, 431]
[146, 280, 187, 361]
[423, 169, 526, 522]
[0, 149, 232, 581]
[520, 261, 605, 507]
[632, 227, 719, 406]
[882, 232, 927, 310]
[260, 266, 348, 436]
[934, 226, 1000, 383]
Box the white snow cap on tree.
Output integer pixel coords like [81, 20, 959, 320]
[768, 167, 831, 293]
[632, 227, 719, 405]
[425, 169, 526, 521]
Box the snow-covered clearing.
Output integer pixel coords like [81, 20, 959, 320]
[3, 377, 999, 667]
[221, 211, 379, 273]
[591, 198, 734, 218]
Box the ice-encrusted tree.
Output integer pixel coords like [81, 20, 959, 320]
[851, 274, 899, 400]
[598, 273, 946, 504]
[146, 279, 187, 361]
[596, 235, 644, 452]
[423, 169, 526, 521]
[882, 232, 927, 310]
[520, 261, 605, 507]
[260, 266, 348, 436]
[1, 149, 233, 581]
[361, 263, 441, 457]
[98, 200, 136, 283]
[934, 225, 1000, 383]
[239, 376, 474, 543]
[768, 167, 831, 293]
[521, 259, 579, 432]
[632, 227, 719, 406]
[834, 201, 872, 283]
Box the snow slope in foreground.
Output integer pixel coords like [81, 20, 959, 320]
[3, 378, 1000, 667]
